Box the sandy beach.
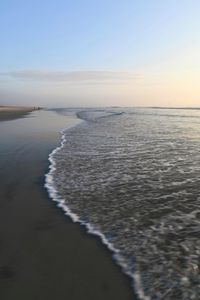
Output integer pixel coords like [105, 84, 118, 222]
[0, 109, 136, 300]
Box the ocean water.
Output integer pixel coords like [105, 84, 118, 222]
[46, 108, 200, 300]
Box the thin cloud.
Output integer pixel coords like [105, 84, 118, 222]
[0, 70, 142, 83]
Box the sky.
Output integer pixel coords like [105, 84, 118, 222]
[0, 0, 200, 107]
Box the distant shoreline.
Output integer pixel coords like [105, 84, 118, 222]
[0, 106, 42, 121]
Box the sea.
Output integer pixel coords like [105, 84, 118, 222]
[45, 107, 200, 300]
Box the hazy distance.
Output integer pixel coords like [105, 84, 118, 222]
[1, 1, 200, 108]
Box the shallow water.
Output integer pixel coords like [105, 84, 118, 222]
[47, 108, 200, 300]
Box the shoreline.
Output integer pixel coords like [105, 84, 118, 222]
[0, 110, 136, 300]
[45, 114, 140, 298]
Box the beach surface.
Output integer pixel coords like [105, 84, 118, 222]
[0, 109, 135, 300]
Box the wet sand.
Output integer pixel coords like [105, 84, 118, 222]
[0, 110, 136, 300]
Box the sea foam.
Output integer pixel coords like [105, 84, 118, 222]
[44, 110, 148, 300]
[45, 108, 200, 300]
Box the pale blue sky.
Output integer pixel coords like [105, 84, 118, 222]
[1, 0, 200, 107]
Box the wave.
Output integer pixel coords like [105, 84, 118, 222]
[44, 113, 149, 300]
[76, 109, 124, 122]
[45, 108, 200, 300]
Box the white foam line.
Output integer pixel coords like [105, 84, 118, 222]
[44, 116, 151, 300]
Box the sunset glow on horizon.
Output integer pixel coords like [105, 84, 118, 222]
[1, 0, 200, 107]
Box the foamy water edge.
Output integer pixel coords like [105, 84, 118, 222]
[44, 116, 150, 300]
